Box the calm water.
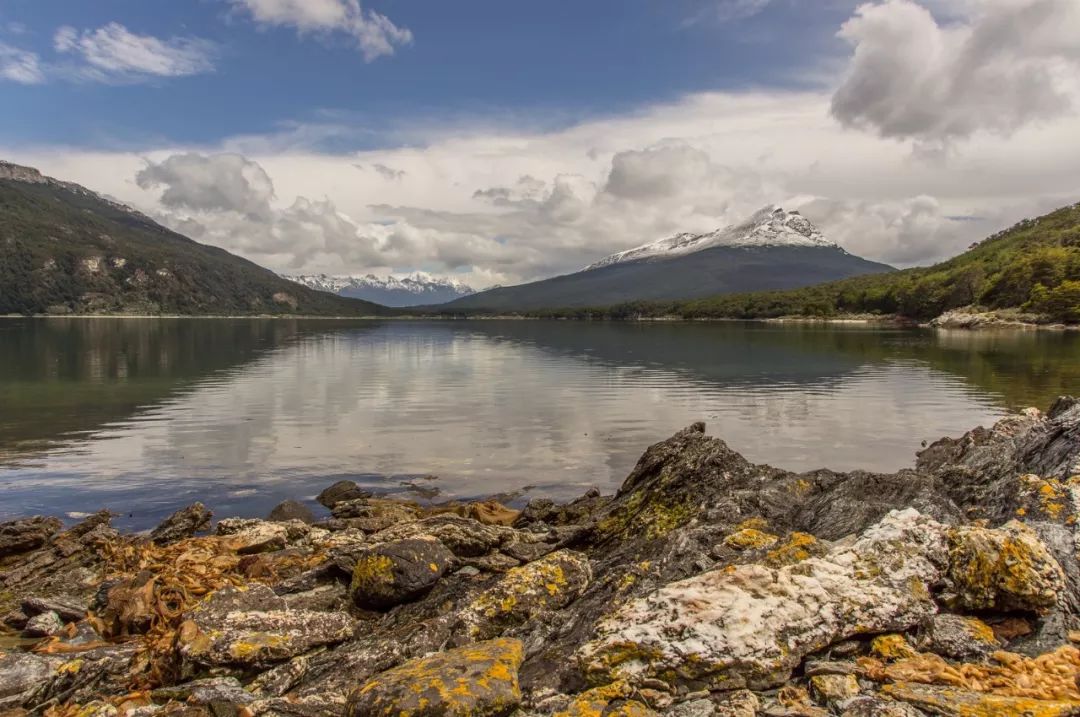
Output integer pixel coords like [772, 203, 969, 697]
[1, 318, 1077, 529]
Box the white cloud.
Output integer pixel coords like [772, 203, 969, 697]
[53, 23, 216, 82]
[685, 0, 773, 25]
[0, 42, 44, 84]
[831, 0, 1080, 149]
[8, 83, 1080, 286]
[230, 0, 412, 61]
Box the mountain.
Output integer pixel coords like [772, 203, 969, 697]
[0, 161, 390, 316]
[285, 272, 475, 307]
[534, 201, 1080, 323]
[440, 206, 894, 312]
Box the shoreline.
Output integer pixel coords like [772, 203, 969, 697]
[3, 311, 1076, 330]
[3, 399, 1080, 715]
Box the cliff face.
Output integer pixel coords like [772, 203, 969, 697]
[2, 398, 1080, 716]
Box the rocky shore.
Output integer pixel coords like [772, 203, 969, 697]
[3, 398, 1080, 717]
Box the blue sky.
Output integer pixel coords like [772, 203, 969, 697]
[2, 1, 1079, 285]
[0, 0, 858, 148]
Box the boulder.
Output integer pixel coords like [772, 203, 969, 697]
[150, 503, 212, 545]
[915, 614, 999, 660]
[0, 516, 62, 558]
[371, 514, 513, 557]
[579, 509, 948, 691]
[21, 595, 87, 623]
[350, 537, 454, 610]
[178, 585, 355, 667]
[268, 499, 316, 525]
[317, 480, 371, 508]
[944, 520, 1066, 614]
[331, 498, 422, 533]
[216, 519, 290, 554]
[455, 550, 592, 641]
[345, 638, 524, 717]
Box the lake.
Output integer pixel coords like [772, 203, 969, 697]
[1, 317, 1077, 530]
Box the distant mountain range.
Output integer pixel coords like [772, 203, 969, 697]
[285, 272, 475, 307]
[441, 206, 894, 312]
[0, 161, 389, 317]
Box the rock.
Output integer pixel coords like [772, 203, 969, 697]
[150, 503, 212, 545]
[216, 519, 290, 554]
[881, 681, 1080, 716]
[0, 652, 60, 709]
[456, 550, 592, 641]
[711, 691, 759, 717]
[838, 697, 925, 716]
[331, 498, 421, 529]
[809, 674, 861, 706]
[0, 516, 61, 558]
[803, 660, 860, 677]
[350, 537, 454, 610]
[945, 520, 1066, 614]
[552, 682, 657, 716]
[248, 654, 314, 697]
[579, 510, 947, 691]
[916, 614, 999, 660]
[23, 610, 64, 637]
[723, 527, 780, 551]
[152, 677, 255, 705]
[21, 595, 87, 622]
[268, 500, 315, 525]
[372, 514, 513, 557]
[26, 643, 140, 707]
[666, 698, 715, 717]
[317, 480, 371, 508]
[345, 638, 524, 717]
[178, 585, 355, 667]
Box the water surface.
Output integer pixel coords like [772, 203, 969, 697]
[1, 318, 1077, 529]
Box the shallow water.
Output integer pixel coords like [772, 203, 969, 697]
[1, 318, 1077, 529]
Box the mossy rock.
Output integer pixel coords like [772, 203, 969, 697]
[350, 537, 454, 610]
[345, 638, 524, 717]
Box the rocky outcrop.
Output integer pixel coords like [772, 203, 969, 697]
[150, 503, 212, 545]
[2, 398, 1080, 717]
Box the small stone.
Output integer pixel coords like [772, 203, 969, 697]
[667, 699, 714, 717]
[838, 696, 925, 716]
[217, 520, 290, 554]
[152, 677, 254, 706]
[150, 503, 212, 545]
[456, 566, 481, 577]
[723, 528, 780, 551]
[712, 690, 759, 717]
[317, 480, 371, 508]
[350, 537, 454, 610]
[23, 610, 64, 637]
[267, 500, 315, 525]
[809, 674, 860, 706]
[553, 682, 657, 716]
[803, 660, 860, 677]
[345, 638, 525, 717]
[869, 634, 917, 661]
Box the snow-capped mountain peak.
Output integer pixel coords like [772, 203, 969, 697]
[283, 272, 475, 307]
[586, 206, 838, 270]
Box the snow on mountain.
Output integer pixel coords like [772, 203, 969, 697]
[283, 272, 475, 307]
[587, 206, 838, 270]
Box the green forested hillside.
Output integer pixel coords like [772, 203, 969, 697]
[0, 168, 390, 317]
[528, 202, 1080, 323]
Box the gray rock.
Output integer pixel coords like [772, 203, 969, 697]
[0, 515, 61, 558]
[268, 499, 316, 525]
[152, 677, 254, 705]
[915, 614, 999, 660]
[317, 480, 371, 508]
[23, 610, 64, 637]
[150, 503, 212, 545]
[22, 594, 87, 622]
[350, 536, 454, 610]
[667, 698, 715, 717]
[178, 585, 355, 667]
[0, 652, 61, 709]
[839, 696, 925, 716]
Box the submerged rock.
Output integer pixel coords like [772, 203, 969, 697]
[350, 536, 454, 610]
[317, 480, 371, 508]
[345, 638, 524, 717]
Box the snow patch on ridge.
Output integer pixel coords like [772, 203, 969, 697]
[284, 271, 475, 297]
[587, 206, 839, 270]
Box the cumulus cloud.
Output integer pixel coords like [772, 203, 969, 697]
[53, 23, 216, 82]
[230, 0, 412, 61]
[0, 42, 44, 84]
[831, 0, 1080, 148]
[136, 153, 276, 218]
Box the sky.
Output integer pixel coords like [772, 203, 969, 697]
[1, 0, 1079, 288]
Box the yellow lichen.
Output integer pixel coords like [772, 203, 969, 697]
[554, 682, 657, 717]
[871, 634, 918, 661]
[764, 532, 820, 567]
[882, 682, 1080, 717]
[723, 528, 780, 551]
